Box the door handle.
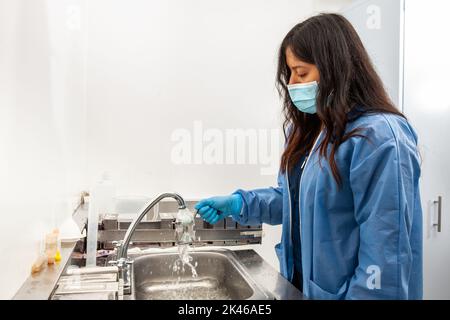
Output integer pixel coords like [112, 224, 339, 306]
[433, 196, 442, 232]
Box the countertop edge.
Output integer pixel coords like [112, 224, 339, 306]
[12, 242, 77, 300]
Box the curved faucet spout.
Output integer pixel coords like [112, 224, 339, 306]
[117, 192, 186, 260]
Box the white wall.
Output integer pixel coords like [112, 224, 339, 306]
[0, 0, 87, 299]
[0, 0, 353, 299]
[85, 0, 352, 271]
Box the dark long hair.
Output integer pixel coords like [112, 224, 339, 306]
[277, 13, 404, 186]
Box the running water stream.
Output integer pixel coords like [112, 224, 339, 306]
[172, 208, 198, 278]
[150, 208, 232, 299]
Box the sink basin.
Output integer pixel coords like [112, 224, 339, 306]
[131, 248, 273, 300]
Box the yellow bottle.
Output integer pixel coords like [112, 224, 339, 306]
[53, 228, 61, 262]
[55, 249, 61, 262]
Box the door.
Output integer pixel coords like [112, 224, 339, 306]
[403, 0, 450, 300]
[344, 0, 450, 299]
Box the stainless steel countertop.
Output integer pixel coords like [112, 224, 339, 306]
[12, 201, 304, 300]
[13, 243, 304, 300]
[13, 242, 77, 300]
[232, 249, 304, 300]
[13, 202, 87, 300]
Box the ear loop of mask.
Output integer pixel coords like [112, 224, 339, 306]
[326, 90, 334, 108]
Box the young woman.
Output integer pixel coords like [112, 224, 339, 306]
[195, 13, 422, 300]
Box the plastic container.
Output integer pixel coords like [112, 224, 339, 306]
[86, 172, 116, 267]
[31, 255, 47, 274]
[31, 235, 47, 273]
[93, 172, 116, 219]
[53, 229, 61, 262]
[45, 232, 58, 264]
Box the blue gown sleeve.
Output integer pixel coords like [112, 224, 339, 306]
[231, 171, 284, 226]
[345, 136, 419, 299]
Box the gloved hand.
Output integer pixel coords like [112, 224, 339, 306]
[194, 194, 243, 225]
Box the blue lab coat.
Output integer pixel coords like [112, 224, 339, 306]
[232, 112, 423, 300]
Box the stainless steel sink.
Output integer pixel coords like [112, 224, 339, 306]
[130, 248, 273, 300]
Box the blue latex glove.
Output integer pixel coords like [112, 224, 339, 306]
[194, 194, 243, 225]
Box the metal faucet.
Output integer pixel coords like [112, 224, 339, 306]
[111, 192, 187, 294]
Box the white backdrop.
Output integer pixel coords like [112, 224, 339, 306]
[0, 0, 352, 299]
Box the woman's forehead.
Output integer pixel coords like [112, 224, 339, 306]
[285, 47, 313, 69]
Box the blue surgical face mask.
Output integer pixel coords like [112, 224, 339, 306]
[287, 81, 318, 114]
